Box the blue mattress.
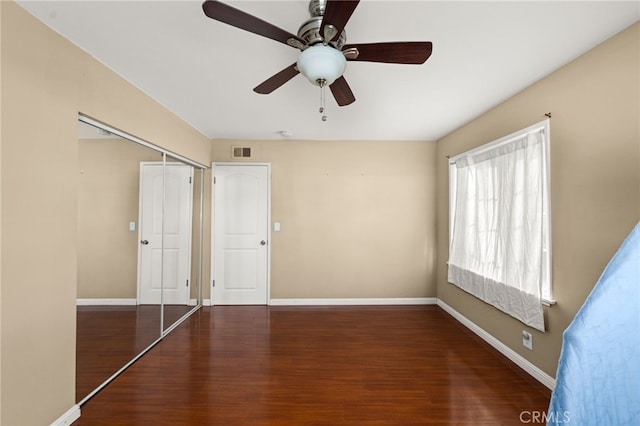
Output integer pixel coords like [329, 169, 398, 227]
[548, 222, 640, 425]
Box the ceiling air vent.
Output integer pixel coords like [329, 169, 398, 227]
[232, 146, 251, 159]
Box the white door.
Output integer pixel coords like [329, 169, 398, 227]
[212, 164, 270, 305]
[138, 162, 193, 305]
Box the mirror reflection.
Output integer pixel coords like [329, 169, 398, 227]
[76, 119, 204, 403]
[161, 159, 203, 332]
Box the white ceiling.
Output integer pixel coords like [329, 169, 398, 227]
[17, 1, 639, 141]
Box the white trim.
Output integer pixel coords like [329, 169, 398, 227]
[50, 404, 80, 426]
[269, 298, 437, 306]
[436, 299, 556, 390]
[189, 299, 212, 306]
[76, 298, 137, 306]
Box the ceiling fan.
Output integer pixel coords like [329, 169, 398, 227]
[202, 0, 433, 111]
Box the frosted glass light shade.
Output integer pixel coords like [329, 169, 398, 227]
[296, 45, 347, 87]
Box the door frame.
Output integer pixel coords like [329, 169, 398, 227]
[137, 161, 194, 306]
[210, 162, 272, 305]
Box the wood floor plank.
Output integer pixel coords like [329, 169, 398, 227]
[73, 306, 550, 425]
[76, 304, 196, 401]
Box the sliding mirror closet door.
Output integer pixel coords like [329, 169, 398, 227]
[76, 120, 164, 402]
[161, 157, 204, 332]
[76, 116, 206, 404]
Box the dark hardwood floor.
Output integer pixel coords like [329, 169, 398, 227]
[77, 304, 194, 401]
[74, 305, 551, 425]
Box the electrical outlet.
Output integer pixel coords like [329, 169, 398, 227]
[522, 331, 533, 350]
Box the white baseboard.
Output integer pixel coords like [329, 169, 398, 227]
[189, 299, 212, 306]
[436, 299, 556, 390]
[76, 298, 137, 306]
[50, 404, 80, 426]
[269, 297, 437, 306]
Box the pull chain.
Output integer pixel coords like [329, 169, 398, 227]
[318, 79, 327, 122]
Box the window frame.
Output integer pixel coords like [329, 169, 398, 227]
[448, 119, 554, 305]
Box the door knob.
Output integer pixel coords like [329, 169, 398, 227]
[141, 240, 149, 245]
[260, 240, 266, 246]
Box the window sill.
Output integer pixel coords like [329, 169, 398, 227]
[542, 299, 557, 307]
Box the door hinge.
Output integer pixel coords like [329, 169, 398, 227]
[212, 279, 215, 287]
[186, 279, 189, 287]
[189, 177, 192, 184]
[214, 177, 216, 184]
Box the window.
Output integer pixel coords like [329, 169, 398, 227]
[448, 120, 551, 331]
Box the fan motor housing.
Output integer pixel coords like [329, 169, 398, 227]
[297, 16, 346, 49]
[308, 0, 326, 17]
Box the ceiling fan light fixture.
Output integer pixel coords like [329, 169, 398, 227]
[296, 44, 346, 87]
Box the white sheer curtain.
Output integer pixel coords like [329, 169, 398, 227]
[448, 124, 549, 331]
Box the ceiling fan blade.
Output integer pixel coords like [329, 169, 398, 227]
[321, 0, 360, 41]
[253, 64, 300, 94]
[344, 42, 433, 64]
[330, 76, 355, 106]
[202, 0, 304, 47]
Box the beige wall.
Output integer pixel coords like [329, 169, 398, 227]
[78, 137, 161, 299]
[0, 2, 210, 425]
[436, 22, 640, 377]
[212, 140, 438, 299]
